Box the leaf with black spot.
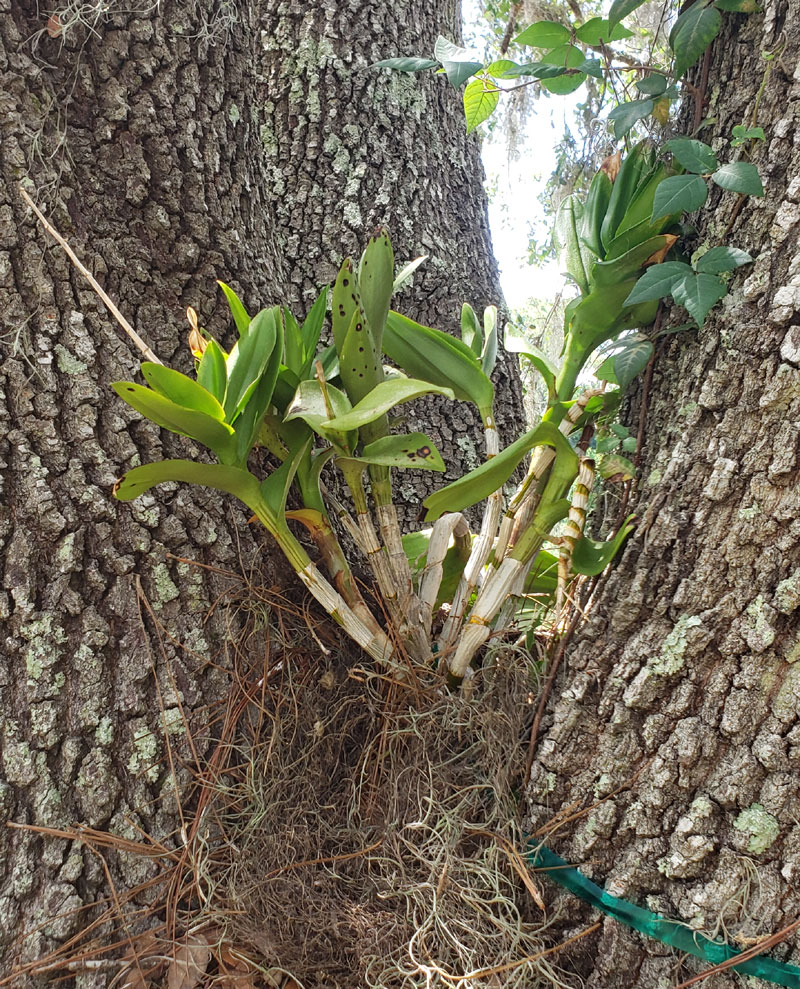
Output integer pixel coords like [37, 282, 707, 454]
[332, 259, 360, 354]
[338, 308, 383, 406]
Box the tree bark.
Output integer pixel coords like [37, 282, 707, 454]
[258, 0, 523, 518]
[526, 3, 800, 985]
[0, 0, 518, 980]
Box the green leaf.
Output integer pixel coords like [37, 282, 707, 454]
[670, 0, 722, 79]
[372, 56, 440, 72]
[672, 272, 728, 325]
[731, 124, 765, 146]
[595, 452, 636, 481]
[651, 174, 708, 221]
[594, 354, 618, 385]
[461, 303, 482, 356]
[636, 74, 668, 96]
[542, 70, 586, 95]
[612, 336, 654, 389]
[567, 281, 638, 357]
[332, 259, 360, 354]
[232, 329, 284, 464]
[482, 306, 498, 376]
[500, 61, 568, 79]
[299, 287, 328, 364]
[285, 379, 355, 450]
[423, 422, 574, 522]
[356, 433, 446, 471]
[665, 137, 718, 173]
[318, 344, 339, 382]
[282, 307, 304, 375]
[402, 529, 471, 609]
[141, 363, 226, 420]
[541, 44, 585, 69]
[196, 339, 227, 404]
[596, 426, 624, 452]
[607, 161, 673, 245]
[433, 36, 483, 88]
[577, 58, 603, 78]
[505, 327, 558, 401]
[580, 168, 613, 256]
[298, 446, 335, 515]
[603, 221, 667, 263]
[393, 255, 428, 292]
[112, 383, 236, 459]
[272, 367, 301, 415]
[402, 529, 431, 571]
[575, 17, 633, 45]
[531, 457, 579, 541]
[607, 0, 648, 33]
[523, 550, 559, 598]
[383, 311, 494, 415]
[485, 58, 518, 79]
[224, 306, 279, 423]
[624, 262, 694, 305]
[608, 99, 654, 140]
[714, 0, 761, 10]
[514, 21, 571, 48]
[217, 282, 250, 337]
[113, 459, 261, 507]
[600, 142, 653, 250]
[571, 518, 635, 575]
[324, 378, 455, 431]
[539, 44, 586, 95]
[553, 194, 589, 293]
[694, 246, 753, 273]
[711, 161, 764, 196]
[464, 77, 500, 132]
[260, 436, 311, 519]
[358, 228, 394, 349]
[591, 235, 676, 288]
[338, 308, 382, 406]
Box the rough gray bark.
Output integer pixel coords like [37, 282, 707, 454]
[0, 0, 518, 981]
[258, 0, 523, 515]
[526, 3, 800, 986]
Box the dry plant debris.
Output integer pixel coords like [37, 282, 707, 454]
[6, 576, 590, 988]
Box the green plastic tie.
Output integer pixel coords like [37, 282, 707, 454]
[526, 843, 800, 988]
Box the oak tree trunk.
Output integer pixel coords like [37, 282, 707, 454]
[526, 3, 800, 985]
[0, 0, 518, 980]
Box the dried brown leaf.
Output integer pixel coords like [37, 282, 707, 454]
[645, 233, 679, 266]
[601, 150, 622, 182]
[167, 934, 212, 989]
[117, 969, 151, 989]
[217, 975, 259, 989]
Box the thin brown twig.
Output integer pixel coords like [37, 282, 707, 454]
[531, 762, 650, 840]
[499, 0, 524, 55]
[691, 47, 712, 136]
[441, 922, 602, 982]
[18, 185, 162, 364]
[261, 839, 383, 881]
[466, 829, 546, 911]
[671, 916, 800, 988]
[6, 822, 176, 859]
[634, 302, 664, 470]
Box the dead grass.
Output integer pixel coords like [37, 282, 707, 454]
[5, 571, 596, 989]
